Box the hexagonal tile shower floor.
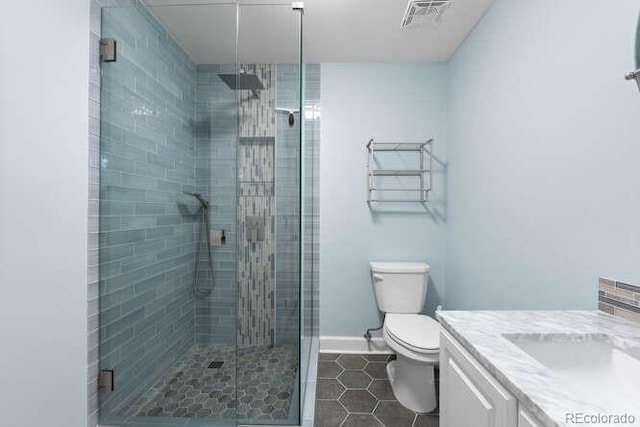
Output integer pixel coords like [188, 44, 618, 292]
[124, 343, 297, 422]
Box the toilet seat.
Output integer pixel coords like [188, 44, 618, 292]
[385, 313, 440, 355]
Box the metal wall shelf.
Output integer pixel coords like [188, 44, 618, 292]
[366, 138, 433, 203]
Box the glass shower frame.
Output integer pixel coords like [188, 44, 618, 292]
[95, 1, 306, 426]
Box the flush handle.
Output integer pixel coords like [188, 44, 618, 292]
[625, 69, 640, 81]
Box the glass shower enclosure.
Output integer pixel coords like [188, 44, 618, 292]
[96, 1, 307, 425]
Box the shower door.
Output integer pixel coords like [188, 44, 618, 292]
[234, 4, 303, 424]
[97, 1, 304, 426]
[97, 3, 238, 426]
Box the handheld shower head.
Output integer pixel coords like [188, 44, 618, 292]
[183, 191, 209, 209]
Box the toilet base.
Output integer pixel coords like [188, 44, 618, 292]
[386, 355, 437, 413]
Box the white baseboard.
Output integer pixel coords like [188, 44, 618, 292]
[320, 335, 392, 354]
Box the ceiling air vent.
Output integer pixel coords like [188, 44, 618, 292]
[400, 0, 451, 29]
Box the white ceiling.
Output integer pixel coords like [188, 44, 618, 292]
[142, 0, 495, 64]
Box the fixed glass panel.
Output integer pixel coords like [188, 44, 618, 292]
[236, 4, 302, 425]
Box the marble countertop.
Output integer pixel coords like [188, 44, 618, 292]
[436, 310, 640, 427]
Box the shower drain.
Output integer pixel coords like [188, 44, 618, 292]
[208, 361, 224, 369]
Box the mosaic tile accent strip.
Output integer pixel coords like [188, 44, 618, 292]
[124, 343, 297, 422]
[237, 64, 277, 349]
[314, 353, 439, 427]
[239, 64, 276, 137]
[598, 277, 640, 324]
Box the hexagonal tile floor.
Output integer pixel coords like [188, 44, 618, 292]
[123, 343, 297, 423]
[315, 353, 439, 427]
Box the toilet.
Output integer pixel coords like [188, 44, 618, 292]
[370, 261, 439, 413]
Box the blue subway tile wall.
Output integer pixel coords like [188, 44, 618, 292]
[275, 64, 302, 346]
[97, 2, 198, 418]
[275, 64, 321, 347]
[194, 64, 238, 345]
[303, 63, 321, 341]
[298, 64, 321, 409]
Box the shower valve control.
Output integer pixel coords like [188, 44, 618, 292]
[247, 216, 265, 242]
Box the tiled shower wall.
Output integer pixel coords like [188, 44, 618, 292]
[275, 63, 321, 345]
[93, 1, 198, 419]
[237, 64, 278, 348]
[303, 64, 321, 340]
[194, 64, 238, 345]
[276, 64, 303, 345]
[194, 64, 321, 347]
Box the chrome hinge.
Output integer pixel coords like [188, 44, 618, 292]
[98, 370, 115, 393]
[100, 38, 117, 62]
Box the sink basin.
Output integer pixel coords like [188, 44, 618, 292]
[503, 333, 640, 412]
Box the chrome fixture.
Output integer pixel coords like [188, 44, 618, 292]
[276, 107, 299, 126]
[184, 192, 214, 295]
[625, 69, 640, 81]
[218, 71, 265, 99]
[183, 191, 208, 209]
[366, 139, 434, 203]
[99, 38, 117, 62]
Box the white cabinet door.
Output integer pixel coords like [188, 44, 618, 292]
[519, 407, 543, 427]
[440, 329, 517, 427]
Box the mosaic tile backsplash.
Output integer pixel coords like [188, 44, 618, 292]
[598, 277, 640, 324]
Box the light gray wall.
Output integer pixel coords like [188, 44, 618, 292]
[446, 0, 640, 309]
[319, 63, 448, 337]
[0, 1, 89, 427]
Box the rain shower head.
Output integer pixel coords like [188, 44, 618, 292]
[183, 191, 209, 209]
[218, 72, 265, 98]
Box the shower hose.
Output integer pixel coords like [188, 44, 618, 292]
[194, 204, 215, 295]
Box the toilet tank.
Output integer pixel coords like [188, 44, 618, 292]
[370, 262, 430, 313]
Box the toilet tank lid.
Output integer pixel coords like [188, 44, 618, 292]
[370, 262, 430, 273]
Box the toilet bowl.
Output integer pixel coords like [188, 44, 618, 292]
[383, 313, 439, 413]
[369, 262, 439, 413]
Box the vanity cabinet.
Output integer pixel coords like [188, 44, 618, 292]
[440, 329, 545, 427]
[518, 408, 543, 427]
[440, 329, 517, 427]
